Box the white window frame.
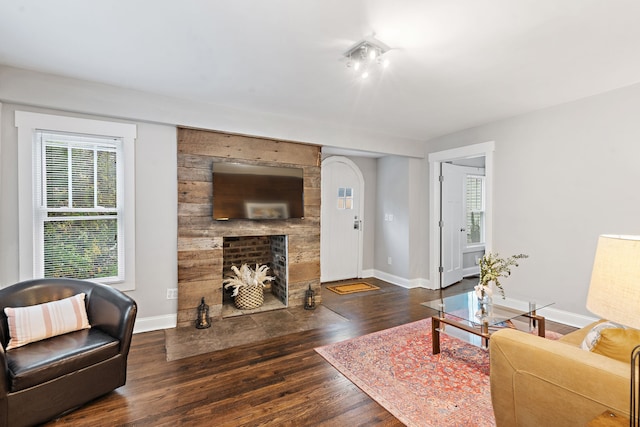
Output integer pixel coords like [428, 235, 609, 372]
[16, 111, 136, 291]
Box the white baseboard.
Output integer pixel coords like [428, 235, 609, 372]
[133, 314, 177, 333]
[536, 307, 597, 329]
[369, 270, 432, 289]
[416, 278, 438, 290]
[371, 270, 412, 288]
[365, 273, 595, 328]
[499, 297, 597, 329]
[361, 268, 375, 278]
[409, 277, 433, 289]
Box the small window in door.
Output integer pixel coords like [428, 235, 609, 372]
[466, 176, 485, 245]
[337, 187, 353, 210]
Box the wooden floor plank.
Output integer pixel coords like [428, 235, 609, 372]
[46, 278, 575, 426]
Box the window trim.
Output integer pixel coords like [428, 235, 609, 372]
[16, 111, 136, 291]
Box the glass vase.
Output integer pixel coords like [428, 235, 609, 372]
[477, 288, 493, 318]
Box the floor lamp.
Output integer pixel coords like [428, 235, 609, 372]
[586, 235, 640, 426]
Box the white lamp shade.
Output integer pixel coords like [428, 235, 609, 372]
[586, 235, 640, 329]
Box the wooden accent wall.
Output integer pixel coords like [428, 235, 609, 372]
[177, 128, 322, 327]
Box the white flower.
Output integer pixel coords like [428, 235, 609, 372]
[479, 252, 528, 299]
[223, 263, 275, 297]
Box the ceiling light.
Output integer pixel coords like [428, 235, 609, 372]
[344, 35, 391, 80]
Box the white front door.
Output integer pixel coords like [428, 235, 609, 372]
[441, 163, 465, 287]
[321, 157, 364, 282]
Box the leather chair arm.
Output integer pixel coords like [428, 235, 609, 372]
[86, 284, 137, 355]
[0, 345, 8, 396]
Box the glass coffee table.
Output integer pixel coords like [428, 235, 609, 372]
[422, 291, 554, 354]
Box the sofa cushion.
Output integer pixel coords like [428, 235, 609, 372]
[6, 328, 119, 392]
[580, 321, 625, 351]
[559, 320, 607, 348]
[4, 293, 91, 350]
[591, 327, 640, 363]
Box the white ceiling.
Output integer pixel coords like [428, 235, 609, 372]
[1, 0, 640, 143]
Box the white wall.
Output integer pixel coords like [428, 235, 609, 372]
[375, 157, 411, 285]
[424, 82, 640, 321]
[372, 156, 428, 288]
[407, 157, 427, 286]
[0, 103, 178, 330]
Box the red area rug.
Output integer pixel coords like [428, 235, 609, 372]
[315, 318, 495, 427]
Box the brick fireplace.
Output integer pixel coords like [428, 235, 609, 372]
[221, 235, 288, 317]
[176, 128, 322, 327]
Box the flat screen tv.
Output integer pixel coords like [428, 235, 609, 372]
[212, 162, 304, 220]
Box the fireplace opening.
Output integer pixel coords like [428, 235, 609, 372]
[222, 235, 288, 317]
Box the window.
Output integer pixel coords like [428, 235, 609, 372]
[16, 112, 136, 291]
[465, 175, 485, 245]
[36, 132, 123, 281]
[337, 187, 353, 210]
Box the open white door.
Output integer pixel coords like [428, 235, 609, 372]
[441, 163, 465, 287]
[428, 141, 494, 291]
[321, 157, 364, 282]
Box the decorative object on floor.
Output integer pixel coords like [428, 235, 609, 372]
[326, 282, 380, 295]
[165, 306, 349, 361]
[315, 318, 496, 427]
[223, 263, 275, 309]
[477, 252, 528, 299]
[195, 297, 211, 329]
[304, 284, 316, 310]
[585, 234, 640, 425]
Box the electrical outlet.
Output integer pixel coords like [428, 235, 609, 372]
[166, 288, 178, 299]
[387, 257, 392, 265]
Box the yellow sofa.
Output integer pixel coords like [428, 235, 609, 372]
[489, 322, 630, 426]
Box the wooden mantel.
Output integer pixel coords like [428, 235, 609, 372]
[176, 127, 322, 327]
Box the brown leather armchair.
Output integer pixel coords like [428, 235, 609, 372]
[0, 278, 137, 427]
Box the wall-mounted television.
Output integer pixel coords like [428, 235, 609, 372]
[212, 162, 304, 220]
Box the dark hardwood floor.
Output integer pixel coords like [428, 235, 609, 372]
[47, 278, 575, 426]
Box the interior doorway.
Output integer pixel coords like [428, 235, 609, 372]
[441, 161, 486, 287]
[428, 142, 495, 290]
[320, 156, 364, 282]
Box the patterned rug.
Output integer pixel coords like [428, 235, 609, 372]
[315, 318, 495, 427]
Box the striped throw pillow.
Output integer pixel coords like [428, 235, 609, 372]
[4, 293, 91, 350]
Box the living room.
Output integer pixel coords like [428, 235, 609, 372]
[1, 2, 640, 426]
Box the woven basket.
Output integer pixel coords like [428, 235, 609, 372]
[234, 286, 264, 310]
